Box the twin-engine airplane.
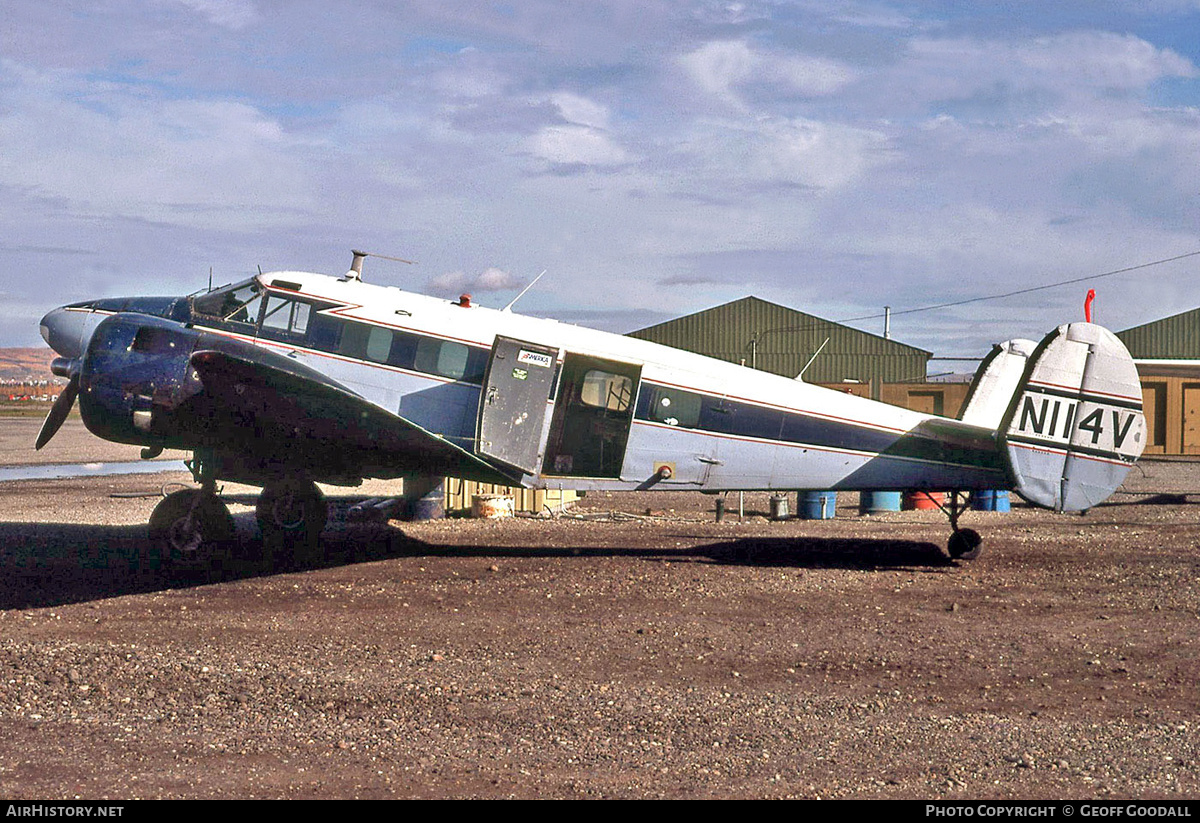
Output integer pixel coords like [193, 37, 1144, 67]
[37, 252, 1146, 568]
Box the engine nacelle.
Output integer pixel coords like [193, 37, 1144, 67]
[78, 313, 203, 447]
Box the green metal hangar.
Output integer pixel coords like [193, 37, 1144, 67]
[627, 296, 970, 416]
[1117, 307, 1200, 456]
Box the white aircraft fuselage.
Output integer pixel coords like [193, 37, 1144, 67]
[62, 269, 1011, 493]
[35, 259, 1146, 566]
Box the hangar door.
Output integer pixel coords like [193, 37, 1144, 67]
[1185, 383, 1200, 455]
[476, 337, 560, 474]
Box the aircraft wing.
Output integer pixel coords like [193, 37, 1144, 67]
[188, 348, 517, 486]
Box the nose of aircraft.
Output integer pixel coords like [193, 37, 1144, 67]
[39, 306, 95, 360]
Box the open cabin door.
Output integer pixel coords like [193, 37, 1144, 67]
[543, 353, 642, 479]
[476, 336, 560, 474]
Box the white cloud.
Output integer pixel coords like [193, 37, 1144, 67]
[679, 40, 757, 102]
[679, 40, 857, 107]
[426, 267, 524, 295]
[0, 61, 315, 231]
[5, 4, 1200, 356]
[526, 125, 630, 167]
[1016, 31, 1196, 90]
[549, 92, 611, 130]
[524, 93, 630, 167]
[677, 115, 891, 192]
[901, 31, 1197, 109]
[165, 0, 260, 30]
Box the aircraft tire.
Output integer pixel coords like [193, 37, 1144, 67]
[257, 480, 328, 566]
[147, 488, 234, 570]
[947, 528, 982, 561]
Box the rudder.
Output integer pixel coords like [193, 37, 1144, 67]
[998, 322, 1145, 512]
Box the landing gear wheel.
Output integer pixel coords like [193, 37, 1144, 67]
[948, 528, 982, 561]
[257, 480, 328, 567]
[148, 488, 234, 570]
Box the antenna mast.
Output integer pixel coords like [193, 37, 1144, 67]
[502, 270, 548, 312]
[344, 249, 417, 282]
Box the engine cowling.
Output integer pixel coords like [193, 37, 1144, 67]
[78, 313, 204, 448]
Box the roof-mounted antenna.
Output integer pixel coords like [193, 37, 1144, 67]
[502, 269, 548, 313]
[343, 249, 417, 282]
[796, 337, 830, 381]
[346, 250, 366, 281]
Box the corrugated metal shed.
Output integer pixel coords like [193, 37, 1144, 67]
[627, 296, 931, 385]
[1116, 307, 1200, 359]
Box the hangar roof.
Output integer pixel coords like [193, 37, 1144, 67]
[627, 296, 931, 385]
[1117, 306, 1200, 360]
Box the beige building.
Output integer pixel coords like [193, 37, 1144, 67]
[1117, 307, 1200, 456]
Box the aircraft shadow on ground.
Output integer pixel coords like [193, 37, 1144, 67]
[0, 517, 953, 610]
[0, 516, 412, 609]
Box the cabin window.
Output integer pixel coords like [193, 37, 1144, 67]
[386, 332, 420, 370]
[700, 396, 783, 441]
[336, 321, 371, 360]
[580, 370, 634, 413]
[307, 312, 343, 352]
[409, 337, 486, 383]
[467, 348, 489, 384]
[298, 311, 487, 384]
[415, 338, 469, 380]
[643, 385, 702, 428]
[365, 326, 393, 363]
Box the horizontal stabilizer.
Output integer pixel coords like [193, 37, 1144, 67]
[998, 323, 1145, 512]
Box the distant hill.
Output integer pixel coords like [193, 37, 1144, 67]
[0, 348, 58, 383]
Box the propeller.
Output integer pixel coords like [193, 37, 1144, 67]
[35, 363, 80, 450]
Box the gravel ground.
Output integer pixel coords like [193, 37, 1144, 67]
[0, 422, 1197, 799]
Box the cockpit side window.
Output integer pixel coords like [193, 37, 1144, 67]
[191, 280, 264, 329]
[259, 293, 313, 341]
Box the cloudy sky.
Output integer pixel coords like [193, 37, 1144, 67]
[3, 1, 1200, 361]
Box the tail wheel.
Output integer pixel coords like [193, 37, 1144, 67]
[148, 488, 234, 569]
[257, 480, 328, 564]
[948, 528, 982, 561]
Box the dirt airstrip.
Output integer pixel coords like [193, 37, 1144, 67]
[0, 419, 1197, 799]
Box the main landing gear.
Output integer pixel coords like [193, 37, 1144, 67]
[148, 482, 234, 570]
[256, 478, 328, 566]
[942, 491, 982, 561]
[146, 452, 329, 571]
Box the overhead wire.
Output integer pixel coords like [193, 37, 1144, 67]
[834, 248, 1200, 325]
[736, 247, 1200, 349]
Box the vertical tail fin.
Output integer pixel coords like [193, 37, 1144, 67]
[997, 322, 1145, 511]
[958, 338, 1037, 429]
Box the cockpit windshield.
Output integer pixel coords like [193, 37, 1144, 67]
[191, 279, 263, 325]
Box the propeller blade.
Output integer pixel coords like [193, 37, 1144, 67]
[35, 373, 79, 450]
